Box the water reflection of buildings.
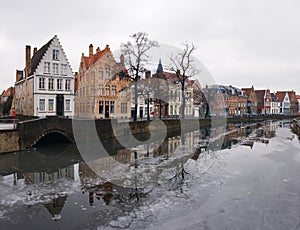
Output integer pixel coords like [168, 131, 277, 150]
[79, 163, 113, 205]
[1, 161, 75, 220]
[23, 166, 75, 220]
[135, 132, 195, 160]
[79, 162, 145, 206]
[24, 166, 74, 184]
[78, 133, 196, 206]
[198, 122, 279, 152]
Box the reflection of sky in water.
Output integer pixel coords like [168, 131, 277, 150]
[0, 121, 300, 229]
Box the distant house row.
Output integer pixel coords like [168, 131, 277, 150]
[204, 85, 299, 116]
[7, 35, 300, 119]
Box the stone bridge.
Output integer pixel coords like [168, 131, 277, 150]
[16, 116, 202, 149]
[17, 116, 75, 148]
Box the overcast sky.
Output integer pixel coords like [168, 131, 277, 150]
[1, 0, 299, 93]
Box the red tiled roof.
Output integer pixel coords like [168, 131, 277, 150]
[82, 45, 112, 69]
[296, 95, 300, 100]
[255, 90, 265, 103]
[2, 87, 14, 97]
[158, 71, 194, 86]
[276, 91, 296, 102]
[275, 92, 286, 102]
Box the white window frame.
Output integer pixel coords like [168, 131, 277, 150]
[57, 79, 62, 90]
[44, 62, 50, 73]
[48, 99, 54, 111]
[65, 79, 71, 91]
[53, 49, 59, 60]
[39, 99, 45, 111]
[39, 77, 45, 89]
[48, 78, 54, 90]
[61, 64, 67, 75]
[65, 99, 71, 111]
[53, 63, 59, 75]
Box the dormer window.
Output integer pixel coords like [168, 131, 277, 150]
[53, 49, 59, 60]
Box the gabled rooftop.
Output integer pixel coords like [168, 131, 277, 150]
[81, 45, 114, 69]
[1, 86, 14, 97]
[29, 37, 54, 76]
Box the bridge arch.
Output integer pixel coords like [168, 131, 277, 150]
[31, 129, 74, 147]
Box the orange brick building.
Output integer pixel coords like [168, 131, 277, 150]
[75, 44, 131, 119]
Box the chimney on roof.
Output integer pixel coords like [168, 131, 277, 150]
[105, 44, 109, 50]
[96, 47, 100, 53]
[120, 54, 124, 65]
[89, 44, 93, 57]
[25, 45, 31, 79]
[16, 70, 22, 82]
[33, 47, 37, 55]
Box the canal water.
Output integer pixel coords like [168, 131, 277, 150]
[0, 120, 299, 229]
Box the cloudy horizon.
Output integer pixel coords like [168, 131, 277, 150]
[1, 0, 299, 93]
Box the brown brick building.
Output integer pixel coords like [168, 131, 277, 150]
[242, 86, 258, 114]
[75, 44, 131, 119]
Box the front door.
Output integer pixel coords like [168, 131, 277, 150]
[140, 107, 143, 118]
[105, 105, 109, 118]
[56, 94, 64, 116]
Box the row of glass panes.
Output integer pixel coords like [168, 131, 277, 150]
[84, 68, 111, 82]
[38, 77, 71, 91]
[44, 62, 68, 75]
[39, 98, 71, 111]
[98, 101, 115, 114]
[76, 101, 128, 114]
[78, 85, 122, 97]
[169, 105, 193, 115]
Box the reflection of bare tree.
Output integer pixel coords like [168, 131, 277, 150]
[169, 158, 190, 192]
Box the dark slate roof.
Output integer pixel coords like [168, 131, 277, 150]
[29, 37, 54, 76]
[241, 88, 252, 97]
[270, 93, 278, 102]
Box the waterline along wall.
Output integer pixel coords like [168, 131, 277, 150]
[0, 115, 298, 154]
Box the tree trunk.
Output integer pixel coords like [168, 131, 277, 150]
[147, 94, 150, 121]
[181, 84, 185, 119]
[159, 99, 162, 119]
[134, 81, 138, 121]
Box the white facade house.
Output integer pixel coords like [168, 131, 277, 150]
[15, 35, 75, 117]
[168, 83, 194, 117]
[278, 92, 290, 114]
[130, 84, 154, 119]
[270, 93, 279, 114]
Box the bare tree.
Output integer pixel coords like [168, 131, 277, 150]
[120, 32, 159, 121]
[169, 43, 198, 119]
